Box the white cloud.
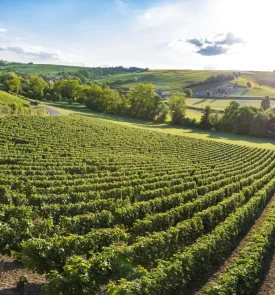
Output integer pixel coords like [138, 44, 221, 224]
[0, 44, 62, 60]
[0, 44, 83, 65]
[124, 0, 275, 70]
[0, 28, 7, 33]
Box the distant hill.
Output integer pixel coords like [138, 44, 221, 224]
[1, 62, 275, 97]
[97, 70, 275, 98]
[0, 62, 89, 74]
[0, 62, 148, 78]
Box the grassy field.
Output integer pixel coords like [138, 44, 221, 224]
[186, 97, 275, 111]
[44, 102, 275, 150]
[0, 63, 86, 74]
[0, 91, 47, 116]
[0, 90, 28, 106]
[242, 71, 275, 88]
[0, 90, 36, 115]
[236, 84, 275, 97]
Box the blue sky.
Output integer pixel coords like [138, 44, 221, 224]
[0, 0, 274, 70]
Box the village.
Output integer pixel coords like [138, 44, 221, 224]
[194, 83, 246, 98]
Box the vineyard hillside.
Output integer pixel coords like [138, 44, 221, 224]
[1, 115, 275, 294]
[0, 90, 44, 116]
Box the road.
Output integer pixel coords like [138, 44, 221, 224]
[45, 106, 61, 116]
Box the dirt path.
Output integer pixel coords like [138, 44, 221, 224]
[0, 255, 46, 295]
[257, 249, 275, 295]
[182, 194, 275, 295]
[45, 107, 60, 116]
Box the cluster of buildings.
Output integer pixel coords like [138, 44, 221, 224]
[38, 74, 62, 84]
[195, 83, 244, 98]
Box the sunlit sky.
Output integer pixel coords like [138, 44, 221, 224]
[0, 0, 274, 70]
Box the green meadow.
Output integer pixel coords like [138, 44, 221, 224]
[186, 97, 275, 111]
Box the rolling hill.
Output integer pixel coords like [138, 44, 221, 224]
[1, 62, 275, 98]
[0, 63, 86, 75]
[97, 69, 275, 98]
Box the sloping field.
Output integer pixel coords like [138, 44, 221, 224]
[97, 69, 233, 94]
[98, 69, 275, 97]
[0, 90, 29, 107]
[242, 71, 275, 88]
[0, 115, 275, 294]
[0, 90, 39, 115]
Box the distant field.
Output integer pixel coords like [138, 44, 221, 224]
[97, 69, 233, 94]
[0, 63, 86, 74]
[186, 108, 203, 121]
[98, 69, 275, 97]
[241, 71, 275, 88]
[186, 97, 275, 111]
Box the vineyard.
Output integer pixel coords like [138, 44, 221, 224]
[1, 115, 275, 294]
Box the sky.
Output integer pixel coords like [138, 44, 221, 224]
[0, 0, 274, 70]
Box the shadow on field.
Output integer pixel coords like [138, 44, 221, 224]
[240, 89, 249, 95]
[0, 283, 46, 295]
[176, 205, 271, 295]
[3, 261, 24, 272]
[193, 99, 208, 106]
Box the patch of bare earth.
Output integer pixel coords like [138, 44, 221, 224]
[257, 248, 275, 295]
[179, 194, 275, 295]
[0, 255, 47, 295]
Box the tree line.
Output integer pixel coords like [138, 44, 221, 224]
[0, 71, 186, 123]
[1, 70, 275, 140]
[198, 96, 275, 138]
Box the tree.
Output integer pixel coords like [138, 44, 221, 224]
[127, 83, 160, 120]
[183, 88, 193, 97]
[117, 95, 130, 116]
[96, 87, 122, 114]
[45, 93, 51, 101]
[169, 95, 186, 124]
[28, 75, 47, 98]
[54, 80, 81, 101]
[247, 81, 252, 88]
[261, 96, 270, 110]
[153, 102, 170, 123]
[234, 106, 257, 134]
[200, 105, 215, 129]
[84, 84, 103, 110]
[4, 76, 21, 93]
[206, 91, 211, 98]
[219, 101, 240, 132]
